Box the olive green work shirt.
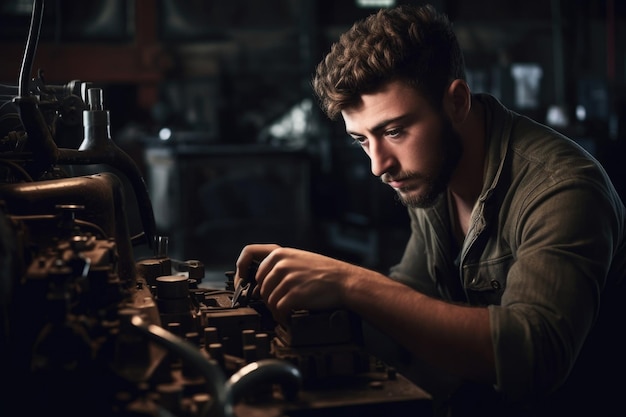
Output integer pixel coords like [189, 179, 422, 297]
[388, 94, 626, 415]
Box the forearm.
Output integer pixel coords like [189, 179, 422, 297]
[241, 245, 496, 383]
[343, 268, 496, 383]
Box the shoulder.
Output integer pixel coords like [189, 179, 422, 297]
[477, 93, 611, 192]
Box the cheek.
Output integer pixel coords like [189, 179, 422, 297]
[403, 135, 443, 172]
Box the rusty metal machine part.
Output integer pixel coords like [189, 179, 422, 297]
[0, 1, 432, 416]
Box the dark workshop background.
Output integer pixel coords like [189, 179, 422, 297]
[2, 0, 625, 272]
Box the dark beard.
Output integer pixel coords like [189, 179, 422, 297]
[398, 116, 463, 209]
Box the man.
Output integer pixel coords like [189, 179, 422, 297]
[235, 4, 626, 416]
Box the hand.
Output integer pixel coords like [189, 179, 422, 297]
[235, 244, 358, 323]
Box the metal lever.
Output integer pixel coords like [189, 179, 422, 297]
[231, 260, 260, 308]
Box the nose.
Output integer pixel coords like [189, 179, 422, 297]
[369, 139, 395, 177]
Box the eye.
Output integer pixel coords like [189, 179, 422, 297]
[350, 135, 368, 145]
[385, 127, 403, 138]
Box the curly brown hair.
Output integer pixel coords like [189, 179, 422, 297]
[312, 4, 466, 120]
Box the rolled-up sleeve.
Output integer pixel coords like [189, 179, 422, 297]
[489, 174, 622, 402]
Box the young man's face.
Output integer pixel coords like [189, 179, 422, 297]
[341, 79, 462, 208]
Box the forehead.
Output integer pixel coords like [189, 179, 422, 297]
[341, 80, 433, 132]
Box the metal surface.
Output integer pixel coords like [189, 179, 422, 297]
[0, 2, 432, 416]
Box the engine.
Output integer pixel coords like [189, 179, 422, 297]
[0, 2, 431, 416]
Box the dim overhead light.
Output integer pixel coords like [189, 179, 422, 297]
[159, 127, 172, 141]
[356, 0, 396, 8]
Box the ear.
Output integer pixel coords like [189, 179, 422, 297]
[443, 79, 471, 125]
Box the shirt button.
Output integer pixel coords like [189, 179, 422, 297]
[490, 280, 501, 290]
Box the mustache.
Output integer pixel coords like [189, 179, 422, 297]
[381, 171, 420, 184]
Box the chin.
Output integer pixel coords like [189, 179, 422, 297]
[398, 187, 442, 209]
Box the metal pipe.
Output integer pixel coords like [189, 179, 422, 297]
[18, 0, 44, 97]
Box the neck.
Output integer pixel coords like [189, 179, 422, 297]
[448, 98, 486, 210]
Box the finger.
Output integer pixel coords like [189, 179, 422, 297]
[234, 245, 255, 282]
[255, 249, 281, 300]
[235, 244, 278, 281]
[262, 260, 308, 316]
[260, 278, 292, 326]
[264, 268, 293, 312]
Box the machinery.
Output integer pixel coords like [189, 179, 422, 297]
[0, 1, 431, 416]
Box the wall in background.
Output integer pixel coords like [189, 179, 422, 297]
[1, 0, 624, 269]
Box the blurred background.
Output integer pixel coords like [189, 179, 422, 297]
[1, 0, 624, 273]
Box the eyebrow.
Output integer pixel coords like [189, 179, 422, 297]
[346, 114, 409, 137]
